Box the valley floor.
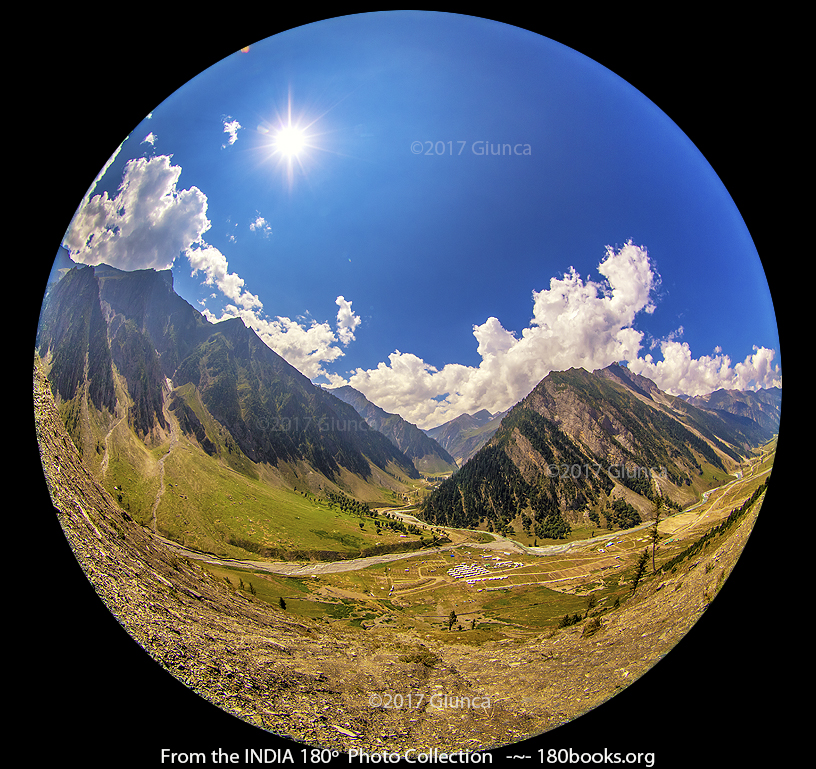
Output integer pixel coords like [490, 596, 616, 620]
[34, 362, 774, 755]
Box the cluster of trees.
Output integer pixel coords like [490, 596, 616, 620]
[419, 369, 746, 543]
[603, 498, 642, 530]
[322, 492, 427, 538]
[420, 408, 598, 540]
[614, 468, 657, 499]
[558, 612, 584, 628]
[325, 490, 372, 517]
[557, 593, 603, 629]
[420, 443, 525, 529]
[376, 512, 424, 537]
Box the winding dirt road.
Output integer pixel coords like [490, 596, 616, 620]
[151, 456, 769, 578]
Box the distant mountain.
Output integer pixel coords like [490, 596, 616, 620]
[679, 387, 781, 435]
[421, 363, 774, 539]
[328, 386, 458, 475]
[424, 408, 509, 466]
[35, 264, 419, 513]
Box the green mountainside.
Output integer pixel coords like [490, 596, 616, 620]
[35, 263, 424, 560]
[328, 385, 458, 475]
[35, 262, 779, 559]
[420, 364, 770, 540]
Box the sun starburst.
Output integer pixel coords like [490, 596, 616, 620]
[275, 123, 307, 159]
[257, 89, 344, 190]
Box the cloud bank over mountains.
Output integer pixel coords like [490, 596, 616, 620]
[328, 243, 780, 429]
[63, 153, 359, 381]
[61, 152, 781, 430]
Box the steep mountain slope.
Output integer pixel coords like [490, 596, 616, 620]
[424, 408, 509, 466]
[35, 263, 421, 554]
[328, 385, 457, 475]
[421, 364, 767, 539]
[169, 317, 419, 483]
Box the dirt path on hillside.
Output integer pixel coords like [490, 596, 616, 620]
[100, 410, 126, 477]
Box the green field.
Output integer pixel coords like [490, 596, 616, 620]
[98, 416, 430, 560]
[160, 437, 432, 558]
[87, 371, 776, 644]
[191, 443, 772, 648]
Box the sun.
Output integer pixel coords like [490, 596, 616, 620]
[260, 89, 337, 188]
[274, 123, 306, 158]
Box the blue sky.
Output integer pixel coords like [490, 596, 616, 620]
[57, 11, 780, 430]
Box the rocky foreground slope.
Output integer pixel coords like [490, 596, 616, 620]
[33, 358, 767, 756]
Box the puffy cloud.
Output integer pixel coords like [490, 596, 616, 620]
[187, 243, 261, 310]
[627, 342, 781, 396]
[63, 155, 211, 271]
[203, 302, 348, 381]
[187, 243, 355, 379]
[222, 117, 242, 147]
[334, 239, 780, 429]
[63, 152, 358, 381]
[335, 296, 361, 345]
[338, 241, 660, 428]
[249, 213, 272, 236]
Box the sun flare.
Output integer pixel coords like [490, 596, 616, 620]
[261, 90, 336, 188]
[275, 124, 306, 158]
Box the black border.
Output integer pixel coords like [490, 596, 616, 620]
[25, 10, 790, 767]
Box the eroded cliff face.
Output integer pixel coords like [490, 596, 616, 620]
[525, 381, 638, 465]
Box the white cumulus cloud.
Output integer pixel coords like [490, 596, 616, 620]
[203, 301, 355, 381]
[63, 154, 211, 271]
[627, 342, 781, 396]
[187, 243, 360, 379]
[330, 241, 780, 430]
[62, 152, 360, 381]
[336, 296, 361, 345]
[222, 117, 242, 147]
[336, 241, 659, 428]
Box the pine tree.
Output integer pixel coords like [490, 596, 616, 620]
[631, 550, 649, 595]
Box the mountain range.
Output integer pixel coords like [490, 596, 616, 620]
[328, 385, 457, 475]
[35, 260, 780, 554]
[424, 408, 510, 467]
[420, 362, 780, 539]
[35, 263, 425, 547]
[679, 388, 781, 435]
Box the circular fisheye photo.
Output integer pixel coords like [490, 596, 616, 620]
[33, 11, 782, 767]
